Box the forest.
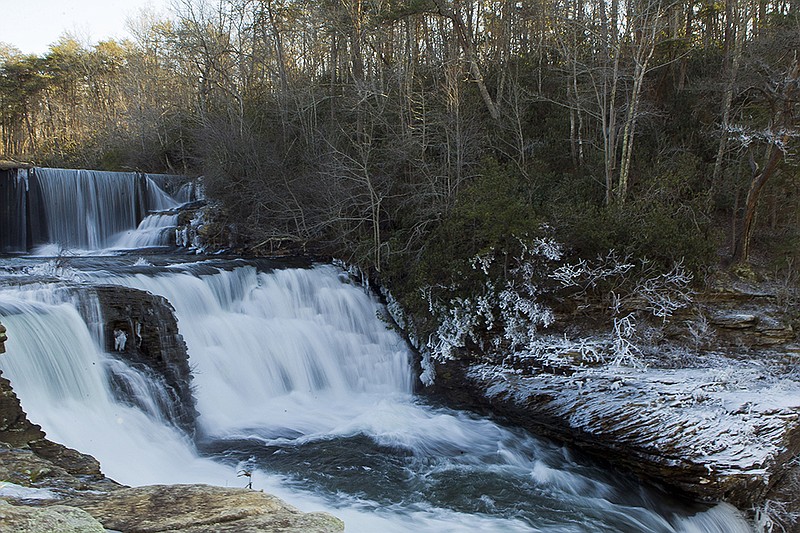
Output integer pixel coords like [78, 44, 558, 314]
[1, 0, 799, 304]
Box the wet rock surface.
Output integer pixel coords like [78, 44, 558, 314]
[93, 284, 197, 436]
[431, 358, 800, 507]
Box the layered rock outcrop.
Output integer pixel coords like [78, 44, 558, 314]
[93, 284, 197, 435]
[425, 284, 800, 528]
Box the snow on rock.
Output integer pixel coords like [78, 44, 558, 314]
[0, 482, 59, 501]
[444, 353, 800, 508]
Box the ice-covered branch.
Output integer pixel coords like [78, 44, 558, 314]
[634, 261, 693, 321]
[422, 234, 564, 363]
[550, 251, 634, 292]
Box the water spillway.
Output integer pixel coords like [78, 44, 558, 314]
[0, 167, 182, 253]
[0, 169, 755, 532]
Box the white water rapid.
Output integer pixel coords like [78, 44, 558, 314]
[0, 257, 753, 532]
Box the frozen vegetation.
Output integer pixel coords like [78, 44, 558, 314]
[387, 235, 800, 527]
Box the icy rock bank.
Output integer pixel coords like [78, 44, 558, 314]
[431, 358, 800, 505]
[424, 286, 800, 525]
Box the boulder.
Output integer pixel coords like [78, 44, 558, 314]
[93, 285, 197, 436]
[64, 484, 345, 533]
[0, 500, 105, 533]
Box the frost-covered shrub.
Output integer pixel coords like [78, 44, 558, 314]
[634, 261, 693, 321]
[553, 253, 693, 320]
[611, 313, 642, 367]
[551, 254, 694, 367]
[421, 236, 696, 368]
[550, 251, 635, 293]
[755, 498, 800, 533]
[423, 234, 563, 361]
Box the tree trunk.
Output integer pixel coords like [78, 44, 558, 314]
[731, 61, 799, 263]
[432, 0, 500, 121]
[731, 144, 784, 263]
[712, 0, 748, 188]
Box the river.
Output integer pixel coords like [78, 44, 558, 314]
[0, 168, 753, 532]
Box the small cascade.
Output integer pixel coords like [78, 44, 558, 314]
[111, 213, 179, 249]
[104, 357, 185, 427]
[146, 173, 204, 204]
[0, 285, 231, 486]
[102, 265, 414, 436]
[34, 168, 149, 249]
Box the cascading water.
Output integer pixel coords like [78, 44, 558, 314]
[110, 213, 180, 250]
[0, 169, 32, 253]
[0, 285, 229, 486]
[0, 168, 756, 532]
[0, 167, 184, 253]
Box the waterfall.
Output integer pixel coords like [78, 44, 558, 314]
[0, 169, 25, 253]
[0, 286, 231, 487]
[110, 214, 179, 250]
[0, 167, 757, 531]
[0, 167, 184, 253]
[86, 262, 752, 533]
[99, 265, 414, 437]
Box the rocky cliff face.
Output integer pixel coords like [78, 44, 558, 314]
[0, 371, 44, 447]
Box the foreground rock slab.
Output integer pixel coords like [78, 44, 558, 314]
[64, 484, 344, 533]
[0, 500, 105, 533]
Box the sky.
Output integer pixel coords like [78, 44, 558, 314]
[1, 0, 174, 56]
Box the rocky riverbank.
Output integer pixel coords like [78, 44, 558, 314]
[422, 280, 800, 531]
